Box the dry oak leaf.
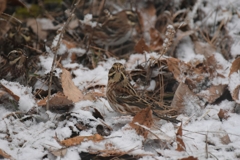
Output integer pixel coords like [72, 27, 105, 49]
[229, 57, 240, 76]
[129, 107, 153, 138]
[61, 68, 84, 102]
[50, 148, 67, 158]
[228, 57, 240, 103]
[176, 123, 186, 151]
[171, 83, 203, 116]
[179, 156, 198, 160]
[134, 38, 150, 54]
[0, 148, 14, 160]
[60, 134, 103, 147]
[197, 85, 227, 103]
[37, 92, 74, 113]
[218, 109, 229, 121]
[149, 28, 163, 51]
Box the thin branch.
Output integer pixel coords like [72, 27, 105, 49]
[46, 0, 81, 111]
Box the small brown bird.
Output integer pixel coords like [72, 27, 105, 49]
[82, 10, 139, 48]
[106, 63, 179, 123]
[0, 49, 27, 82]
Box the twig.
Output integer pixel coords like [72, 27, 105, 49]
[187, 0, 203, 29]
[205, 132, 208, 159]
[46, 0, 81, 111]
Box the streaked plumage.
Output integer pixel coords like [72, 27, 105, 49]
[106, 63, 179, 123]
[82, 10, 139, 47]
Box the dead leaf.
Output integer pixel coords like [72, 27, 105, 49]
[149, 28, 163, 51]
[176, 123, 186, 151]
[0, 148, 14, 160]
[220, 134, 231, 145]
[83, 92, 105, 101]
[27, 18, 48, 40]
[38, 92, 74, 113]
[129, 107, 153, 138]
[194, 41, 215, 58]
[171, 83, 203, 116]
[134, 38, 150, 53]
[166, 57, 188, 82]
[50, 148, 67, 157]
[228, 58, 240, 103]
[1, 84, 20, 101]
[61, 68, 84, 102]
[180, 156, 198, 160]
[197, 85, 227, 103]
[229, 57, 240, 76]
[60, 134, 103, 147]
[218, 109, 229, 121]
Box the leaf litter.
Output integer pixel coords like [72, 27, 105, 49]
[0, 0, 240, 160]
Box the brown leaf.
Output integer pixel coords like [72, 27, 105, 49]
[194, 41, 215, 58]
[1, 84, 20, 101]
[134, 38, 150, 53]
[83, 92, 105, 101]
[149, 28, 163, 51]
[50, 148, 67, 157]
[166, 57, 189, 82]
[60, 134, 103, 147]
[218, 109, 229, 121]
[61, 68, 84, 102]
[229, 57, 240, 76]
[129, 107, 153, 138]
[171, 83, 203, 115]
[27, 19, 48, 40]
[197, 85, 227, 103]
[38, 92, 74, 113]
[176, 123, 186, 151]
[220, 134, 231, 145]
[179, 156, 198, 160]
[229, 58, 240, 103]
[0, 148, 14, 159]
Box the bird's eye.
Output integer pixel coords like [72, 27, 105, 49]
[127, 14, 137, 22]
[109, 68, 115, 73]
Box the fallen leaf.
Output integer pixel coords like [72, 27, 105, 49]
[61, 68, 84, 102]
[129, 107, 153, 138]
[50, 148, 67, 157]
[0, 148, 14, 159]
[60, 134, 103, 147]
[194, 41, 215, 58]
[228, 58, 240, 103]
[27, 18, 48, 40]
[149, 28, 163, 51]
[176, 123, 186, 151]
[220, 134, 231, 145]
[134, 38, 150, 54]
[180, 156, 198, 160]
[218, 109, 229, 121]
[197, 85, 227, 103]
[38, 92, 74, 113]
[171, 83, 203, 116]
[83, 92, 105, 101]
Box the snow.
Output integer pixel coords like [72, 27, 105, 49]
[80, 14, 97, 28]
[1, 0, 240, 159]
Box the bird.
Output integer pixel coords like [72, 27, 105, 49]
[0, 49, 27, 83]
[106, 62, 180, 123]
[81, 10, 139, 48]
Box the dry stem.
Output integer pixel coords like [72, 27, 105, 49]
[46, 0, 81, 110]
